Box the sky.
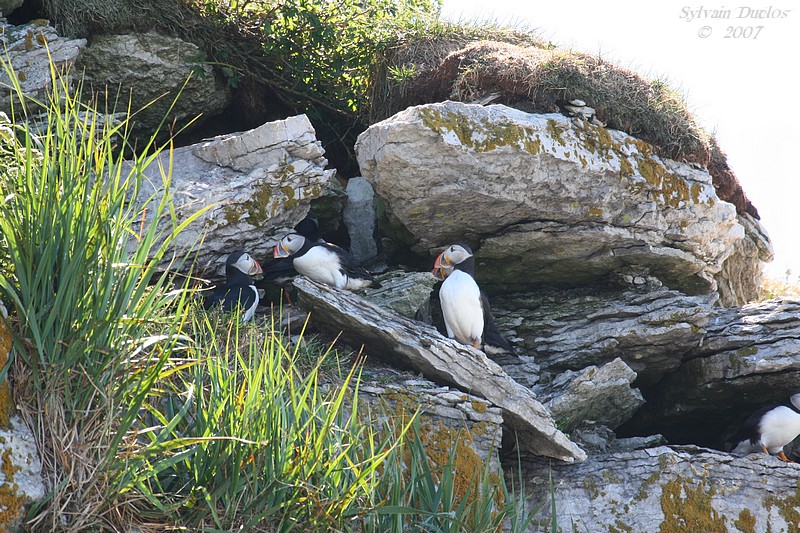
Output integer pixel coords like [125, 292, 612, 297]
[440, 0, 799, 281]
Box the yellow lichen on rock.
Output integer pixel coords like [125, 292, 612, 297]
[659, 476, 727, 533]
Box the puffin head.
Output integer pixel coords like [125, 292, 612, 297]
[294, 212, 321, 241]
[432, 244, 473, 280]
[274, 234, 306, 258]
[227, 251, 263, 277]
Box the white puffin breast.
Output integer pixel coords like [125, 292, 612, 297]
[242, 285, 259, 322]
[439, 270, 484, 346]
[293, 246, 347, 288]
[758, 406, 800, 453]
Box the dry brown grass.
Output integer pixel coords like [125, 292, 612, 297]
[370, 36, 759, 218]
[759, 275, 800, 300]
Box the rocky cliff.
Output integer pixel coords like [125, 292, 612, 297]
[0, 12, 795, 532]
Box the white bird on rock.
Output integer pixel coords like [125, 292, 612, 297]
[731, 392, 800, 462]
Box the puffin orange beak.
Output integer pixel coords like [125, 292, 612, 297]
[432, 252, 449, 280]
[250, 260, 263, 276]
[274, 242, 290, 258]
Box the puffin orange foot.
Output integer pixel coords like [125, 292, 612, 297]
[777, 451, 794, 463]
[471, 341, 480, 349]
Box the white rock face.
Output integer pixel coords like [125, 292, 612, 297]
[356, 101, 747, 296]
[0, 20, 87, 115]
[133, 114, 335, 274]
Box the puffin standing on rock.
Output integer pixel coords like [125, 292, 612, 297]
[274, 234, 381, 290]
[432, 244, 515, 355]
[731, 392, 800, 462]
[203, 251, 263, 322]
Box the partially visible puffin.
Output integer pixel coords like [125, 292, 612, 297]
[258, 212, 324, 288]
[274, 234, 381, 290]
[432, 244, 515, 355]
[731, 392, 800, 462]
[203, 251, 263, 322]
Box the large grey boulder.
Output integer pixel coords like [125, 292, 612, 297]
[75, 32, 230, 136]
[0, 20, 86, 114]
[355, 101, 760, 302]
[294, 276, 586, 462]
[133, 114, 334, 274]
[534, 358, 645, 432]
[515, 445, 800, 532]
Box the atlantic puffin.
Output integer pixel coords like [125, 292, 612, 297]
[432, 244, 515, 355]
[731, 392, 800, 462]
[258, 212, 324, 288]
[203, 251, 263, 322]
[274, 234, 381, 290]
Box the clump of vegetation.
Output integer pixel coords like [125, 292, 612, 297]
[759, 273, 800, 300]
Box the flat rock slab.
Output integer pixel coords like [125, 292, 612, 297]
[515, 445, 800, 532]
[294, 277, 585, 462]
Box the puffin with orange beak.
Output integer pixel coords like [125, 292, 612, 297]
[274, 234, 381, 290]
[203, 251, 263, 322]
[432, 244, 515, 355]
[731, 392, 800, 462]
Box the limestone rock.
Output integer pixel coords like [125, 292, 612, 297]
[715, 213, 773, 305]
[0, 416, 45, 532]
[132, 115, 334, 274]
[627, 297, 800, 447]
[514, 445, 800, 532]
[0, 20, 86, 115]
[0, 0, 23, 16]
[357, 367, 503, 474]
[355, 101, 752, 298]
[343, 177, 378, 263]
[75, 32, 230, 136]
[492, 288, 716, 385]
[534, 358, 645, 432]
[361, 270, 437, 319]
[293, 277, 585, 462]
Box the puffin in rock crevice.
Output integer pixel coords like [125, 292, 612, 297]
[203, 251, 263, 322]
[257, 213, 324, 294]
[432, 243, 516, 355]
[731, 391, 800, 462]
[274, 233, 381, 290]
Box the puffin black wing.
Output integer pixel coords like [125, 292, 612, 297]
[480, 292, 516, 356]
[213, 285, 258, 313]
[331, 245, 382, 289]
[256, 257, 297, 286]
